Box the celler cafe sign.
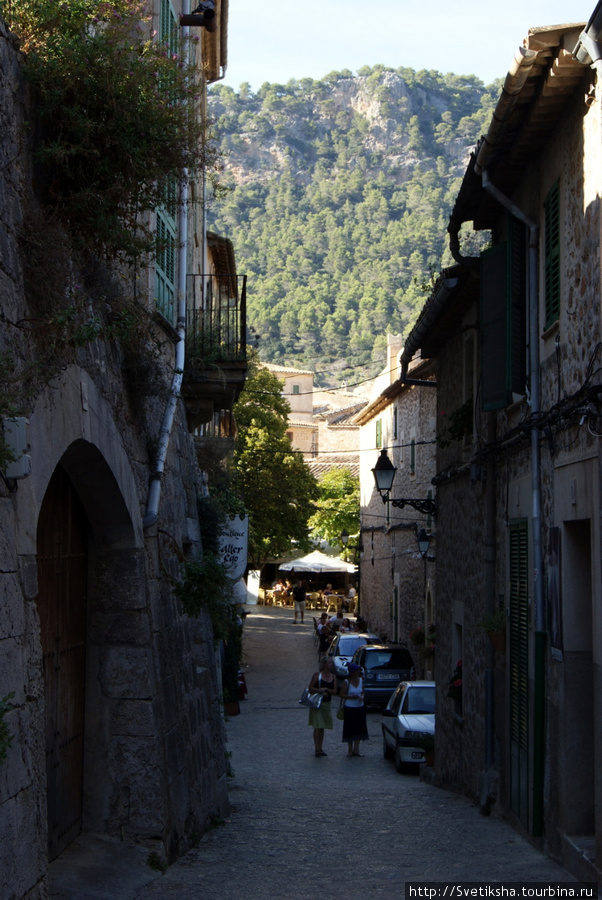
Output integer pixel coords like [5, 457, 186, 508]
[218, 515, 248, 582]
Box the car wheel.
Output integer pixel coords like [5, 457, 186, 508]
[382, 728, 394, 760]
[395, 743, 406, 773]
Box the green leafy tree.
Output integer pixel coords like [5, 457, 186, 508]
[233, 363, 318, 569]
[308, 468, 360, 553]
[2, 0, 219, 257]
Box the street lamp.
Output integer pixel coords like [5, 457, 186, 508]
[416, 528, 431, 558]
[371, 448, 437, 517]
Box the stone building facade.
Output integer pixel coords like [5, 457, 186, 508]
[402, 20, 602, 883]
[355, 346, 436, 661]
[0, 8, 236, 898]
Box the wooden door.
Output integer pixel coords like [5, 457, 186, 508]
[36, 465, 88, 860]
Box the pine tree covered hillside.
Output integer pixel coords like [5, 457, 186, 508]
[207, 67, 500, 386]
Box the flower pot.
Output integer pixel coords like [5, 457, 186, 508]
[487, 629, 506, 653]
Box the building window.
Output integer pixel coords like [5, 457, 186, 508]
[410, 438, 416, 475]
[292, 384, 300, 395]
[154, 0, 178, 323]
[376, 418, 382, 449]
[480, 214, 527, 410]
[393, 405, 398, 440]
[544, 179, 560, 330]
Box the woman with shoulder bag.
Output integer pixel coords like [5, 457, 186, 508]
[308, 656, 338, 756]
[339, 662, 369, 757]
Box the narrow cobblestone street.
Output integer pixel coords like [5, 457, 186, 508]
[142, 606, 574, 898]
[51, 605, 575, 899]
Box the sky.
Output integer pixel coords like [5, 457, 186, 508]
[221, 0, 595, 92]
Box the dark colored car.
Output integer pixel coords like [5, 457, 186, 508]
[351, 644, 415, 706]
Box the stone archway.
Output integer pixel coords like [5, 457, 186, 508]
[35, 438, 153, 854]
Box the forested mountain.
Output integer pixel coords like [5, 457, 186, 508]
[207, 66, 500, 385]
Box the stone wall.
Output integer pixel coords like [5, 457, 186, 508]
[359, 373, 436, 655]
[430, 69, 602, 882]
[0, 19, 229, 899]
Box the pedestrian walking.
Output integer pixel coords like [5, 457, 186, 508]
[307, 656, 338, 756]
[292, 579, 306, 623]
[339, 662, 369, 757]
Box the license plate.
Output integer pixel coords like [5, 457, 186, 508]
[377, 673, 399, 680]
[411, 751, 423, 759]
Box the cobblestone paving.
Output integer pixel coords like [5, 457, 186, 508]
[133, 606, 573, 900]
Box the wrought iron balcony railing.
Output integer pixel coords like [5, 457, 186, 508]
[185, 273, 247, 365]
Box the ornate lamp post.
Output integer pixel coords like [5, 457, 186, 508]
[371, 449, 437, 516]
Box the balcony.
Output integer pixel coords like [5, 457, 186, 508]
[182, 273, 248, 429]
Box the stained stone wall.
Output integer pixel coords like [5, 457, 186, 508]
[358, 367, 436, 653]
[429, 67, 602, 882]
[0, 18, 229, 900]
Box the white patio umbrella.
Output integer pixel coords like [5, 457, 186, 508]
[278, 549, 356, 574]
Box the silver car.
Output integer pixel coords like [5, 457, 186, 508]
[381, 680, 435, 771]
[327, 632, 380, 680]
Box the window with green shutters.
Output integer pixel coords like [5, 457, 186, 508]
[154, 0, 179, 323]
[480, 215, 527, 410]
[376, 418, 382, 449]
[544, 180, 560, 329]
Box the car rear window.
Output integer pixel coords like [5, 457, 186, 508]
[338, 637, 368, 656]
[363, 649, 413, 670]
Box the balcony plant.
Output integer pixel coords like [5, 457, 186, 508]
[3, 0, 220, 259]
[447, 660, 462, 702]
[475, 608, 506, 652]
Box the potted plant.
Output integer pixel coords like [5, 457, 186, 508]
[447, 660, 463, 715]
[475, 608, 507, 653]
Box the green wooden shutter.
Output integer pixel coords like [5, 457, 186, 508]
[509, 520, 529, 828]
[481, 217, 527, 409]
[155, 0, 178, 322]
[544, 180, 560, 329]
[509, 216, 527, 395]
[481, 243, 510, 410]
[376, 419, 382, 449]
[155, 209, 177, 322]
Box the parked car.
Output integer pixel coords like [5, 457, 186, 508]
[328, 632, 381, 680]
[351, 644, 415, 706]
[381, 680, 435, 771]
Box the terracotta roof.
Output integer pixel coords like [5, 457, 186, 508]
[449, 23, 586, 234]
[264, 363, 314, 376]
[306, 454, 360, 478]
[287, 418, 317, 428]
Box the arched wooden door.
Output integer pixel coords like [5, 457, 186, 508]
[36, 465, 89, 860]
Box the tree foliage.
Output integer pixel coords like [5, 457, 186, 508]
[308, 468, 360, 554]
[2, 0, 219, 257]
[232, 362, 319, 568]
[207, 67, 499, 384]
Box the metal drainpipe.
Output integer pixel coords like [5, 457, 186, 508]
[143, 3, 191, 530]
[481, 170, 545, 837]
